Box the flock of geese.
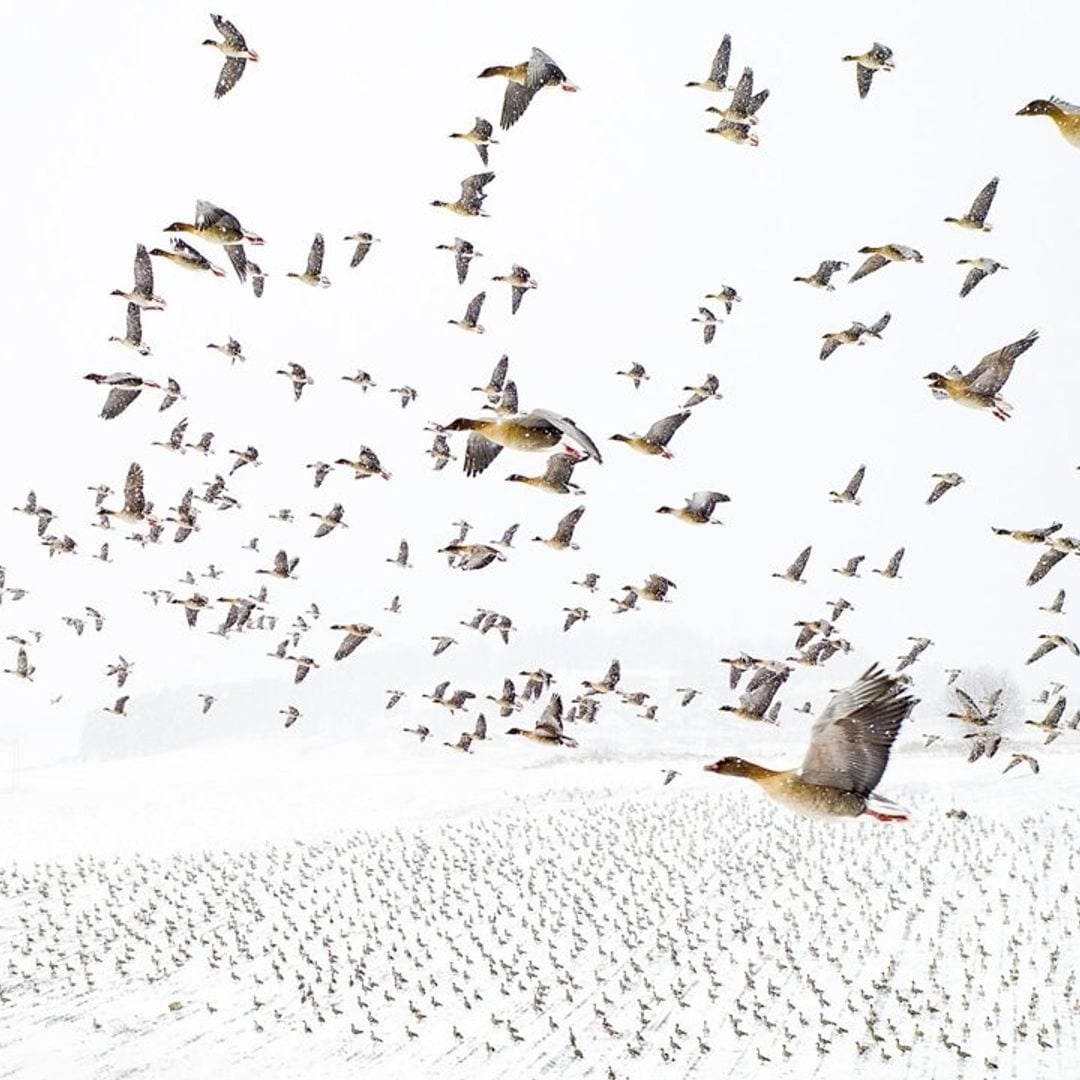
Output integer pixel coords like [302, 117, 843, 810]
[2, 790, 1075, 1075]
[4, 18, 1077, 821]
[4, 13, 1080, 1078]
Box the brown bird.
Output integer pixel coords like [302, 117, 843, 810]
[707, 664, 916, 820]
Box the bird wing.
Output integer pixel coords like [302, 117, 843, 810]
[124, 463, 146, 514]
[134, 244, 154, 294]
[461, 172, 495, 200]
[1027, 547, 1066, 586]
[855, 64, 875, 98]
[746, 88, 770, 116]
[867, 312, 891, 335]
[538, 693, 564, 734]
[453, 246, 471, 284]
[101, 387, 141, 420]
[306, 234, 325, 277]
[1026, 639, 1055, 664]
[125, 303, 142, 342]
[645, 411, 691, 447]
[844, 465, 865, 498]
[335, 634, 364, 661]
[350, 236, 372, 268]
[729, 67, 753, 113]
[211, 14, 247, 48]
[968, 177, 998, 225]
[555, 506, 585, 544]
[709, 36, 732, 85]
[543, 452, 577, 486]
[527, 47, 567, 88]
[463, 433, 503, 477]
[738, 671, 782, 716]
[849, 253, 887, 281]
[464, 291, 485, 324]
[489, 354, 508, 392]
[689, 490, 728, 515]
[510, 286, 525, 315]
[500, 81, 538, 129]
[799, 665, 914, 795]
[964, 330, 1038, 395]
[887, 547, 905, 574]
[819, 336, 841, 362]
[958, 265, 987, 298]
[525, 410, 603, 463]
[789, 545, 812, 578]
[215, 57, 247, 99]
[225, 243, 248, 282]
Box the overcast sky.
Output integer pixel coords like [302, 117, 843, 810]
[2, 0, 1079, 766]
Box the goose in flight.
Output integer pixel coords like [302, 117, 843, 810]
[707, 664, 916, 820]
[925, 472, 964, 504]
[478, 47, 578, 130]
[449, 116, 498, 165]
[111, 244, 166, 310]
[436, 237, 481, 283]
[656, 490, 729, 524]
[686, 36, 732, 92]
[441, 410, 602, 477]
[203, 14, 258, 99]
[287, 234, 331, 287]
[842, 43, 894, 99]
[773, 545, 811, 584]
[164, 200, 264, 282]
[944, 177, 999, 231]
[924, 329, 1038, 420]
[532, 506, 585, 550]
[829, 465, 865, 505]
[610, 411, 691, 458]
[794, 260, 847, 290]
[506, 694, 578, 747]
[849, 245, 921, 283]
[431, 172, 495, 217]
[957, 258, 1007, 298]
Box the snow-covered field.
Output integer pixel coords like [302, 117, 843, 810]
[2, 724, 1077, 1080]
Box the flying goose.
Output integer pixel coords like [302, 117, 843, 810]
[203, 14, 258, 98]
[610, 411, 691, 457]
[449, 116, 498, 165]
[287, 234, 331, 287]
[842, 43, 894, 99]
[924, 329, 1039, 420]
[944, 177, 999, 231]
[707, 664, 916, 820]
[478, 47, 578, 130]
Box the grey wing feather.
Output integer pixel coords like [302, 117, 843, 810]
[463, 433, 503, 477]
[102, 387, 141, 420]
[969, 177, 998, 224]
[856, 64, 874, 98]
[465, 292, 485, 324]
[556, 506, 585, 543]
[646, 411, 690, 446]
[215, 57, 246, 99]
[525, 409, 603, 463]
[1027, 548, 1066, 586]
[965, 330, 1038, 395]
[799, 666, 913, 794]
[307, 234, 325, 277]
[849, 254, 887, 282]
[959, 266, 986, 298]
[134, 245, 154, 294]
[225, 244, 248, 283]
[501, 82, 538, 129]
[709, 36, 731, 86]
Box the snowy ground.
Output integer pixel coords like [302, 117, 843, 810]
[1, 725, 1077, 1080]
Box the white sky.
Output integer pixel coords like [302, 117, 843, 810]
[2, 0, 1080, 765]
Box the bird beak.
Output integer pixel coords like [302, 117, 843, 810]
[703, 761, 723, 773]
